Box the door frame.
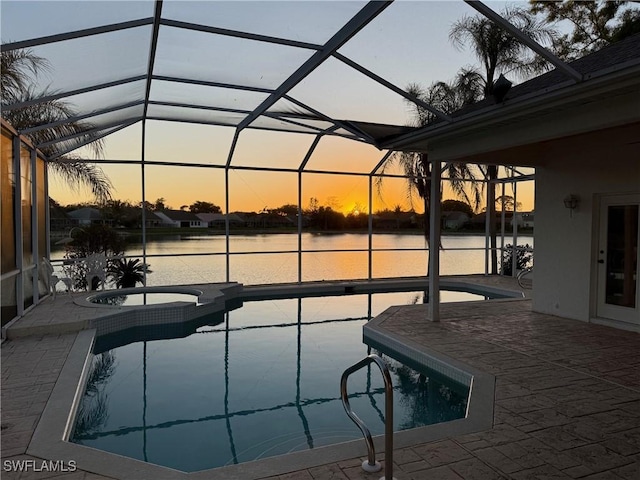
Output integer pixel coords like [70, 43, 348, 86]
[595, 193, 640, 325]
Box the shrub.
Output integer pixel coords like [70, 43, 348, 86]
[62, 225, 125, 290]
[500, 243, 533, 276]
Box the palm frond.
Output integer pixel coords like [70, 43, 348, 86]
[443, 162, 484, 212]
[4, 87, 105, 159]
[450, 6, 558, 91]
[2, 50, 111, 202]
[48, 159, 113, 204]
[0, 49, 50, 103]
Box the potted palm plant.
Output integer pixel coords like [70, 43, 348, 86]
[108, 258, 151, 288]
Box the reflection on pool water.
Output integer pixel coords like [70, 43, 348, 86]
[71, 291, 478, 472]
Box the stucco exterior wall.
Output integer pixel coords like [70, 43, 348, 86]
[534, 139, 640, 322]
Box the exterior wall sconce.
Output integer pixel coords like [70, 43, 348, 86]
[563, 194, 579, 217]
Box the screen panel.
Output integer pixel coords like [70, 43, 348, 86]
[25, 27, 152, 96]
[161, 1, 366, 45]
[149, 80, 270, 112]
[231, 130, 315, 170]
[287, 56, 411, 127]
[144, 121, 236, 165]
[146, 104, 245, 127]
[153, 26, 314, 90]
[144, 164, 225, 216]
[227, 169, 297, 217]
[1, 0, 154, 43]
[305, 135, 384, 174]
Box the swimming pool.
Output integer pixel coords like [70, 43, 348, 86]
[70, 291, 476, 472]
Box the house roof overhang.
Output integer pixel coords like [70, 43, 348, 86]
[379, 59, 640, 167]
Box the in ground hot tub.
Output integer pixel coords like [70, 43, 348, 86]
[86, 286, 203, 306]
[74, 285, 243, 338]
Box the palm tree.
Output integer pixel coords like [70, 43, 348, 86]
[1, 49, 112, 202]
[449, 6, 556, 97]
[73, 352, 116, 438]
[377, 81, 484, 256]
[449, 6, 556, 273]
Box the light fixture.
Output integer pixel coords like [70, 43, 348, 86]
[563, 194, 579, 217]
[492, 74, 512, 103]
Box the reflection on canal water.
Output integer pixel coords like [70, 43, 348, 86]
[52, 233, 533, 285]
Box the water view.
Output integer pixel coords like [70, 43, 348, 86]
[51, 233, 532, 286]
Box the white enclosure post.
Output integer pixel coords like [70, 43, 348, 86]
[428, 160, 441, 322]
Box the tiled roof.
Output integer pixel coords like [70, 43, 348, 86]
[67, 208, 102, 220]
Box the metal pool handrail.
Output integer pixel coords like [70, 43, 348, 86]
[340, 354, 395, 480]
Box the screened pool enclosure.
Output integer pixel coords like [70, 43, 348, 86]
[2, 1, 557, 324]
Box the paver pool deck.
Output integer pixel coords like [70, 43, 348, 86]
[2, 275, 639, 479]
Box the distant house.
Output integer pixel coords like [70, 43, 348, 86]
[144, 211, 164, 228]
[442, 211, 470, 230]
[155, 210, 207, 228]
[67, 207, 109, 226]
[469, 211, 515, 229]
[243, 212, 295, 228]
[49, 204, 73, 232]
[196, 213, 246, 228]
[510, 211, 534, 229]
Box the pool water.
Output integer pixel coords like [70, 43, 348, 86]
[71, 291, 473, 472]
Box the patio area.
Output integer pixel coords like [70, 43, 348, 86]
[1, 276, 639, 480]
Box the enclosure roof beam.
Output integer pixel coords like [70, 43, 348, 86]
[144, 116, 360, 142]
[148, 100, 326, 133]
[237, 1, 392, 131]
[143, 1, 164, 121]
[160, 18, 323, 51]
[1, 75, 147, 112]
[20, 100, 145, 134]
[334, 53, 452, 123]
[284, 95, 374, 144]
[152, 75, 275, 94]
[225, 129, 241, 168]
[38, 117, 142, 148]
[370, 151, 393, 176]
[299, 135, 324, 172]
[298, 126, 340, 172]
[0, 18, 153, 51]
[47, 119, 141, 161]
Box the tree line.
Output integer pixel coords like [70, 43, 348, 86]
[53, 197, 527, 232]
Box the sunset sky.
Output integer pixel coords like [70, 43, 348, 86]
[4, 0, 537, 212]
[48, 120, 535, 213]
